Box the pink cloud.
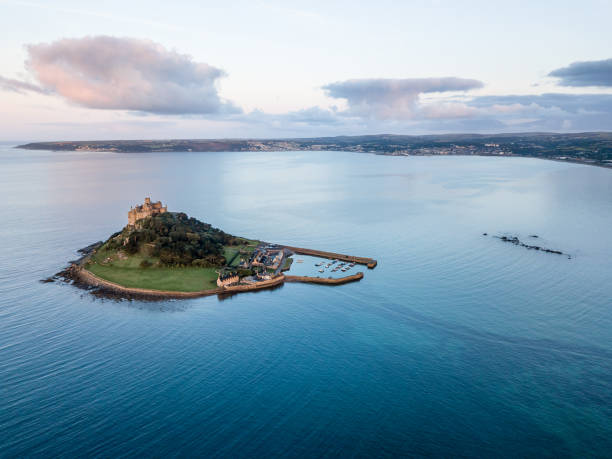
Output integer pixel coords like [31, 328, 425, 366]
[4, 36, 240, 115]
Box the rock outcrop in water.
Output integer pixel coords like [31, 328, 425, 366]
[485, 234, 571, 259]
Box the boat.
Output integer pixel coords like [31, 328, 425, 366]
[318, 269, 324, 273]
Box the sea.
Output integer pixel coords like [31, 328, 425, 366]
[1, 144, 611, 457]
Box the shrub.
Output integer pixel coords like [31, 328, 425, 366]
[104, 212, 233, 267]
[237, 268, 253, 277]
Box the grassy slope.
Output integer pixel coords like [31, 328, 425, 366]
[88, 263, 219, 292]
[87, 238, 260, 292]
[224, 239, 259, 267]
[282, 257, 293, 270]
[87, 247, 218, 292]
[223, 246, 241, 266]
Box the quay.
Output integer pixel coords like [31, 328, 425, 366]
[285, 272, 364, 284]
[282, 246, 377, 269]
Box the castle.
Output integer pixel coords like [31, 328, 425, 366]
[128, 197, 167, 226]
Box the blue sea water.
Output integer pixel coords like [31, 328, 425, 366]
[1, 144, 612, 457]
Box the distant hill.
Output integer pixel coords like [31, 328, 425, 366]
[17, 132, 612, 168]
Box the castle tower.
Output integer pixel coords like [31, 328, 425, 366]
[128, 197, 168, 226]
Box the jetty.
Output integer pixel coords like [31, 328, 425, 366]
[285, 272, 364, 285]
[282, 246, 377, 269]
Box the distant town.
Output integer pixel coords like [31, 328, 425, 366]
[17, 132, 612, 169]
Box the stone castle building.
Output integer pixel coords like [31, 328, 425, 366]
[128, 197, 167, 226]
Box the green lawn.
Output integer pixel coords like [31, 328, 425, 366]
[223, 239, 259, 267]
[85, 238, 261, 292]
[87, 247, 218, 292]
[88, 263, 219, 292]
[90, 246, 150, 268]
[223, 246, 241, 266]
[282, 257, 293, 271]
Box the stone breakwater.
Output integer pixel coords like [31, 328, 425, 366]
[282, 246, 377, 269]
[285, 272, 364, 284]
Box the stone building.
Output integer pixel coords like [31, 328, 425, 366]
[128, 197, 167, 226]
[217, 272, 239, 288]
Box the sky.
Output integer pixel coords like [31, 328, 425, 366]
[1, 0, 612, 141]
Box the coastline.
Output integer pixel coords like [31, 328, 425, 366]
[18, 147, 612, 171]
[15, 134, 612, 172]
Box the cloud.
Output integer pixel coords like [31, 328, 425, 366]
[266, 92, 612, 134]
[282, 106, 344, 125]
[4, 44, 612, 135]
[322, 77, 483, 119]
[0, 76, 47, 94]
[465, 93, 612, 131]
[240, 107, 353, 135]
[2, 36, 240, 115]
[419, 102, 478, 119]
[469, 93, 612, 114]
[548, 58, 612, 87]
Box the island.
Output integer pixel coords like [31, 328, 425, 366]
[17, 132, 612, 169]
[56, 198, 377, 300]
